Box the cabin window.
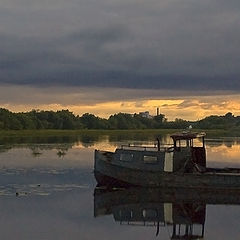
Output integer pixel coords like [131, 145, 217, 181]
[119, 209, 132, 219]
[192, 224, 204, 236]
[120, 153, 133, 162]
[142, 209, 157, 218]
[144, 155, 158, 164]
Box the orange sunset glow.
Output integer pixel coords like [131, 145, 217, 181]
[2, 94, 240, 120]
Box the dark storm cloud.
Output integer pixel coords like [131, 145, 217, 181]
[0, 0, 240, 93]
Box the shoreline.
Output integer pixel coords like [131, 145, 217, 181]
[0, 129, 237, 137]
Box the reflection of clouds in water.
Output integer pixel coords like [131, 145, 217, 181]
[207, 143, 240, 167]
[72, 135, 116, 151]
[205, 138, 240, 148]
[208, 144, 240, 159]
[65, 135, 171, 152]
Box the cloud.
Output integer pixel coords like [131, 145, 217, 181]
[1, 84, 240, 120]
[0, 0, 240, 92]
[0, 84, 237, 106]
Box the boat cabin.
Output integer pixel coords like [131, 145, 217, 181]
[170, 132, 206, 149]
[110, 132, 206, 173]
[170, 132, 206, 172]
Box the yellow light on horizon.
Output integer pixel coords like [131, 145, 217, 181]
[3, 97, 240, 121]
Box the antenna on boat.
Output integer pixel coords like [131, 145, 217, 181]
[156, 138, 160, 151]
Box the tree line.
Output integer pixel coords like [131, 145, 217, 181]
[0, 108, 239, 130]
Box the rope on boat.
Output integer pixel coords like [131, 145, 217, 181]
[177, 157, 206, 174]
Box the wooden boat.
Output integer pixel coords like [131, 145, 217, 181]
[94, 132, 240, 189]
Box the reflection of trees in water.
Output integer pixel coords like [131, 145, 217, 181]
[1, 131, 240, 153]
[0, 145, 12, 153]
[79, 134, 103, 148]
[0, 131, 168, 153]
[224, 141, 234, 148]
[108, 132, 168, 142]
[205, 138, 240, 148]
[0, 135, 79, 145]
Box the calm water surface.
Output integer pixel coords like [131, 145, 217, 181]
[0, 133, 240, 239]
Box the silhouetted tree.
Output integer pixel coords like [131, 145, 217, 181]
[1, 108, 240, 130]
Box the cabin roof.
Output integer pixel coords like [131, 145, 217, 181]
[170, 132, 206, 141]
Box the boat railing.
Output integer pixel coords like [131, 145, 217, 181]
[120, 144, 174, 152]
[120, 221, 165, 227]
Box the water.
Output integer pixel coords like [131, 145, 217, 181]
[0, 133, 240, 239]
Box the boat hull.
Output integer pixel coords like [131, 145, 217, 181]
[95, 150, 240, 189]
[94, 170, 135, 187]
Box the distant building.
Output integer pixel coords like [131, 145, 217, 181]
[139, 111, 153, 119]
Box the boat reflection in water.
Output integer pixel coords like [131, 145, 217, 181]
[94, 187, 240, 239]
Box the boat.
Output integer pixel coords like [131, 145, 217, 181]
[94, 132, 240, 189]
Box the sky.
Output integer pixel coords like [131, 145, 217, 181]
[0, 0, 240, 120]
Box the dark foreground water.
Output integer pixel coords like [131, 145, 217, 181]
[0, 133, 240, 239]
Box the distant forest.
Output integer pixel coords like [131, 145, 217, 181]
[0, 108, 240, 130]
